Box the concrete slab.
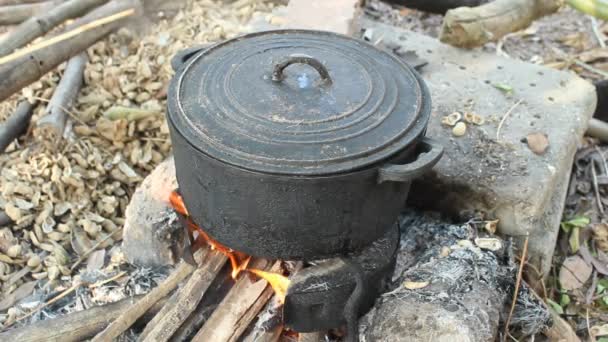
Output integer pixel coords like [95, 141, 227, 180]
[360, 20, 596, 278]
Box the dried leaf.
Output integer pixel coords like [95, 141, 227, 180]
[559, 255, 592, 290]
[526, 132, 549, 155]
[86, 249, 106, 273]
[71, 227, 93, 256]
[403, 280, 429, 290]
[474, 237, 502, 251]
[484, 220, 499, 234]
[0, 280, 37, 311]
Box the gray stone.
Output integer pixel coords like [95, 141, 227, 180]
[122, 157, 183, 267]
[359, 20, 596, 278]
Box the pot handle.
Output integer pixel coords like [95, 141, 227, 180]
[377, 137, 443, 183]
[272, 55, 332, 85]
[171, 44, 212, 72]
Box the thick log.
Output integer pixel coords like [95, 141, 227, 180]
[0, 295, 167, 342]
[360, 211, 551, 341]
[0, 1, 61, 26]
[192, 260, 281, 342]
[92, 261, 195, 341]
[139, 249, 227, 342]
[0, 100, 36, 152]
[381, 0, 491, 14]
[439, 0, 563, 48]
[34, 52, 86, 140]
[0, 0, 137, 102]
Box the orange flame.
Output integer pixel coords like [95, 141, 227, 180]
[248, 269, 290, 303]
[169, 190, 291, 301]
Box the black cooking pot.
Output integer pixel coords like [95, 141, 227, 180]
[167, 30, 443, 260]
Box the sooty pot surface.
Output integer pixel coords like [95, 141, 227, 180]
[167, 30, 442, 259]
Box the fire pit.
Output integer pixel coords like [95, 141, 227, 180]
[165, 30, 442, 335]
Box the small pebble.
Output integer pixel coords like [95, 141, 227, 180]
[27, 254, 41, 268]
[452, 122, 467, 137]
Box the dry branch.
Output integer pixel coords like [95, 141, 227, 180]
[439, 0, 563, 48]
[0, 0, 52, 5]
[139, 249, 227, 342]
[0, 100, 36, 152]
[34, 52, 86, 140]
[0, 1, 60, 26]
[0, 295, 166, 342]
[192, 260, 281, 342]
[0, 0, 137, 102]
[92, 261, 195, 342]
[0, 0, 108, 56]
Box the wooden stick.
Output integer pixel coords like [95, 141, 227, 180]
[0, 1, 60, 26]
[0, 0, 53, 6]
[503, 234, 529, 342]
[140, 250, 227, 341]
[440, 0, 563, 48]
[0, 295, 167, 342]
[34, 52, 86, 140]
[91, 261, 195, 342]
[0, 5, 135, 65]
[0, 100, 36, 152]
[192, 260, 281, 342]
[0, 0, 108, 56]
[0, 0, 137, 102]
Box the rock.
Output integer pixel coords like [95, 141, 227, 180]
[358, 19, 596, 281]
[122, 157, 183, 267]
[359, 211, 551, 342]
[284, 0, 361, 35]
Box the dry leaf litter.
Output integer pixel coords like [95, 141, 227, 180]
[0, 0, 275, 328]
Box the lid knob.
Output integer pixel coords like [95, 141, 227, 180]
[271, 55, 332, 85]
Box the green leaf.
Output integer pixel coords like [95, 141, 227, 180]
[560, 294, 571, 307]
[599, 279, 608, 294]
[493, 83, 513, 94]
[547, 298, 564, 314]
[569, 227, 581, 253]
[598, 337, 608, 342]
[561, 216, 590, 233]
[603, 296, 608, 306]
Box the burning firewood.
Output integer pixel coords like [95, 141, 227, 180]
[0, 295, 167, 342]
[33, 52, 87, 140]
[0, 100, 36, 152]
[0, 0, 137, 102]
[192, 259, 284, 342]
[138, 248, 227, 341]
[0, 0, 108, 56]
[0, 0, 61, 26]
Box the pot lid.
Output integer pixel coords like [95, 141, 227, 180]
[168, 30, 431, 176]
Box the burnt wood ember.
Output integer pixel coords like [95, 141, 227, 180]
[284, 224, 398, 332]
